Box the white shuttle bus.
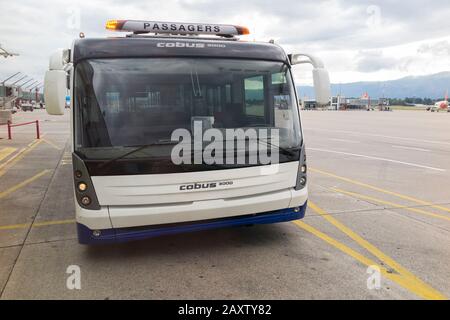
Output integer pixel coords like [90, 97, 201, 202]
[44, 20, 330, 244]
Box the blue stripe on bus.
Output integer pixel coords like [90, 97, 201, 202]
[77, 203, 307, 245]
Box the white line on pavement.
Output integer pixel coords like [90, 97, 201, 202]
[391, 145, 430, 152]
[304, 128, 450, 146]
[307, 147, 446, 172]
[329, 138, 360, 144]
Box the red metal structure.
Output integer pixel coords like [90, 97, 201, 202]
[7, 120, 40, 139]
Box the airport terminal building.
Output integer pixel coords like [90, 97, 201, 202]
[302, 95, 389, 110]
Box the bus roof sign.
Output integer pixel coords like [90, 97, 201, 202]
[105, 20, 250, 36]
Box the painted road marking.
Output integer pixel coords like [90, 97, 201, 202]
[310, 167, 450, 213]
[0, 219, 75, 231]
[0, 147, 17, 162]
[304, 128, 450, 146]
[61, 151, 72, 165]
[0, 147, 25, 169]
[0, 170, 50, 199]
[329, 138, 360, 144]
[304, 201, 447, 300]
[391, 145, 430, 152]
[308, 148, 445, 172]
[0, 139, 43, 178]
[33, 219, 76, 227]
[0, 222, 30, 231]
[332, 188, 450, 222]
[293, 220, 446, 300]
[0, 199, 445, 299]
[42, 138, 62, 150]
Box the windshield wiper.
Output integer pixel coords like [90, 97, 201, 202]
[96, 138, 300, 173]
[189, 139, 300, 169]
[257, 139, 300, 157]
[97, 140, 178, 170]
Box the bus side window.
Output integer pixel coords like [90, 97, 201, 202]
[106, 92, 120, 113]
[244, 75, 265, 118]
[225, 84, 231, 105]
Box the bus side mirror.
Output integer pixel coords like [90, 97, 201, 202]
[290, 53, 331, 106]
[44, 50, 68, 115]
[312, 68, 331, 105]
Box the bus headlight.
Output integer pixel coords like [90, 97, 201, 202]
[299, 177, 306, 186]
[81, 196, 91, 206]
[295, 144, 307, 191]
[73, 153, 100, 210]
[78, 182, 87, 192]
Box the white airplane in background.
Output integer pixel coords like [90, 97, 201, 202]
[0, 44, 19, 58]
[430, 90, 448, 112]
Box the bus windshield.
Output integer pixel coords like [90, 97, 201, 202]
[74, 58, 302, 174]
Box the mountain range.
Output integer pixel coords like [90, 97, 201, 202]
[297, 71, 450, 99]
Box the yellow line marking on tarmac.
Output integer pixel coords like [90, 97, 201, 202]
[0, 147, 17, 162]
[305, 201, 447, 300]
[310, 167, 450, 213]
[0, 147, 25, 170]
[33, 219, 76, 227]
[332, 188, 450, 221]
[0, 222, 30, 231]
[0, 139, 43, 178]
[293, 220, 447, 300]
[0, 169, 50, 199]
[0, 147, 25, 166]
[0, 219, 75, 231]
[42, 138, 62, 150]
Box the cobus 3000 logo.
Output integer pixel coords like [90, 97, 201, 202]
[157, 42, 205, 48]
[179, 182, 217, 190]
[179, 181, 233, 191]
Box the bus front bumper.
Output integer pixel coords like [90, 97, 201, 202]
[76, 204, 307, 245]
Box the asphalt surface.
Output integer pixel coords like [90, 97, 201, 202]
[0, 108, 449, 299]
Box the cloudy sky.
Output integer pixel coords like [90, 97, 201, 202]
[1, 0, 449, 88]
